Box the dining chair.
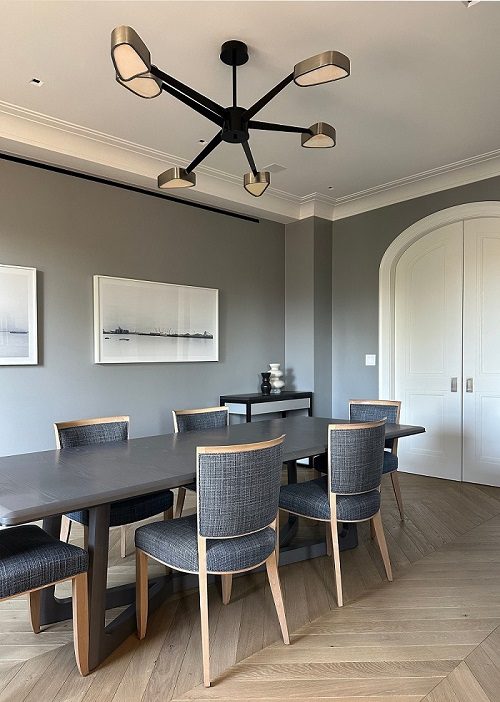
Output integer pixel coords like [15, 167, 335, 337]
[54, 416, 174, 558]
[349, 400, 404, 520]
[279, 420, 392, 607]
[135, 435, 289, 687]
[172, 406, 229, 518]
[0, 524, 89, 675]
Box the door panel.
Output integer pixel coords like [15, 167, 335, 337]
[395, 222, 463, 480]
[463, 219, 500, 486]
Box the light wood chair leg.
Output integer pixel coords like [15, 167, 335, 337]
[175, 487, 187, 519]
[265, 551, 290, 644]
[136, 549, 149, 640]
[372, 511, 393, 581]
[329, 518, 343, 607]
[72, 572, 89, 676]
[29, 589, 41, 634]
[390, 471, 405, 521]
[120, 526, 127, 559]
[199, 570, 211, 687]
[221, 574, 232, 605]
[60, 516, 72, 543]
[326, 523, 332, 556]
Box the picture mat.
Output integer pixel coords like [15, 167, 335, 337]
[0, 265, 37, 365]
[94, 275, 218, 363]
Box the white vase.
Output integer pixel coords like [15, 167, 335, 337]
[269, 363, 285, 394]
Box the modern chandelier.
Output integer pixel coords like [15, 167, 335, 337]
[111, 26, 350, 197]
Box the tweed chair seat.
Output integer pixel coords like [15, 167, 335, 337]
[135, 514, 276, 573]
[383, 450, 398, 474]
[66, 490, 174, 528]
[279, 477, 381, 522]
[0, 525, 88, 599]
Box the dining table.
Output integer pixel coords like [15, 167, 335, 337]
[0, 415, 424, 670]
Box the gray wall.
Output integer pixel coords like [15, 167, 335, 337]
[285, 217, 332, 416]
[332, 175, 500, 415]
[0, 160, 285, 455]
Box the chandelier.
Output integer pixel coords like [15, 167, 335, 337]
[111, 27, 350, 197]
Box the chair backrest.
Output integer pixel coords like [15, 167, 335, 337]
[54, 416, 129, 449]
[172, 406, 229, 433]
[196, 435, 285, 539]
[349, 399, 400, 452]
[328, 421, 385, 495]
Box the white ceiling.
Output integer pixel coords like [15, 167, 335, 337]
[1, 1, 500, 221]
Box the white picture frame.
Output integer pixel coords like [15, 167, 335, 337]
[0, 264, 38, 365]
[94, 275, 219, 364]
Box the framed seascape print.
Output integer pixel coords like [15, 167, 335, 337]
[94, 275, 219, 364]
[0, 264, 37, 365]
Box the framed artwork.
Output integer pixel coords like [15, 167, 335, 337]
[0, 264, 37, 365]
[94, 275, 219, 364]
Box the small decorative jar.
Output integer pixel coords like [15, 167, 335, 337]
[260, 371, 272, 395]
[269, 363, 285, 394]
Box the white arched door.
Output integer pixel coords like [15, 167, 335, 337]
[394, 215, 500, 486]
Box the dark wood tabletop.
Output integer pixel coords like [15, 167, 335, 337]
[0, 416, 425, 526]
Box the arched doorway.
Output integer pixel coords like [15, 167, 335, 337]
[379, 202, 500, 485]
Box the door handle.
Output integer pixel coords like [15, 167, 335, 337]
[451, 377, 458, 392]
[466, 378, 474, 393]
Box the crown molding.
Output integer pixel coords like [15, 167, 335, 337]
[0, 100, 301, 223]
[332, 148, 500, 221]
[1, 101, 500, 224]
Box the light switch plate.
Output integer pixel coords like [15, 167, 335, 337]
[365, 354, 376, 366]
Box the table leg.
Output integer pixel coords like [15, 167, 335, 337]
[40, 515, 73, 625]
[279, 461, 298, 548]
[278, 457, 359, 563]
[87, 503, 111, 671]
[245, 404, 252, 423]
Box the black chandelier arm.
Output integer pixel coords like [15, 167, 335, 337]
[160, 82, 224, 127]
[242, 73, 294, 121]
[150, 65, 226, 117]
[242, 140, 258, 176]
[248, 120, 312, 135]
[186, 131, 223, 173]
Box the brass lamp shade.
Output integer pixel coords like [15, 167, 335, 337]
[301, 122, 336, 148]
[116, 73, 162, 99]
[294, 51, 350, 87]
[158, 167, 196, 189]
[243, 171, 270, 197]
[111, 26, 151, 81]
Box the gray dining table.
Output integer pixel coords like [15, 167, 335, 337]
[0, 415, 424, 669]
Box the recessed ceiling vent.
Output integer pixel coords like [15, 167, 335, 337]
[262, 163, 287, 173]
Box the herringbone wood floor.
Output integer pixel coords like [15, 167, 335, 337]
[2, 472, 500, 701]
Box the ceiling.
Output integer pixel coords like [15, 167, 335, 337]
[1, 1, 500, 221]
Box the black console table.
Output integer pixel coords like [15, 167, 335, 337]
[220, 391, 313, 422]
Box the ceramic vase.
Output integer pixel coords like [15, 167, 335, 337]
[260, 371, 272, 395]
[269, 363, 285, 394]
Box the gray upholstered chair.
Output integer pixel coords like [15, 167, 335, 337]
[280, 420, 393, 607]
[135, 435, 289, 687]
[0, 524, 89, 675]
[172, 406, 229, 518]
[54, 416, 174, 558]
[349, 400, 404, 520]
